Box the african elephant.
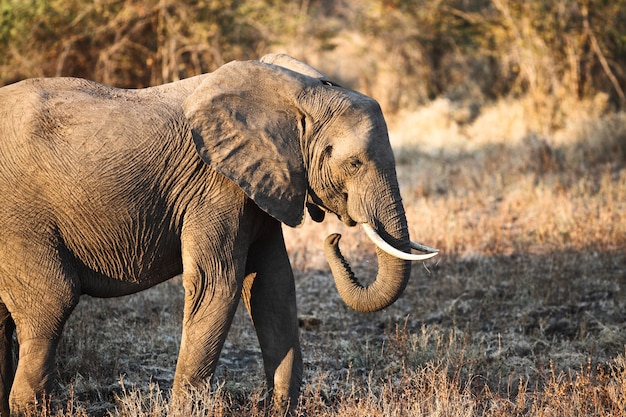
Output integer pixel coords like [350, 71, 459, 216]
[0, 54, 437, 415]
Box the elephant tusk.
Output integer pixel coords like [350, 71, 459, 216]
[410, 241, 440, 254]
[361, 223, 439, 261]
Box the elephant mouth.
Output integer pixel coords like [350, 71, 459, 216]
[308, 195, 438, 257]
[340, 214, 357, 227]
[306, 199, 437, 259]
[306, 197, 357, 226]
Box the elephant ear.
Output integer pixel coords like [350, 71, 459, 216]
[183, 60, 308, 227]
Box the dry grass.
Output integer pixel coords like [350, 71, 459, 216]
[21, 99, 626, 416]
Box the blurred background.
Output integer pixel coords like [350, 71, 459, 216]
[2, 0, 625, 120]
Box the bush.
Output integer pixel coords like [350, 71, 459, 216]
[1, 0, 625, 119]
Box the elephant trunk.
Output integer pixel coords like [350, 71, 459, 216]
[324, 197, 430, 313]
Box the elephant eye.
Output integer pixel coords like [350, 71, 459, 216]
[347, 157, 363, 172]
[322, 145, 333, 160]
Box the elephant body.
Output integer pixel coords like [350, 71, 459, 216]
[1, 76, 217, 296]
[0, 55, 436, 415]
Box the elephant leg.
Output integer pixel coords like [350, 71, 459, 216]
[244, 223, 302, 412]
[10, 338, 61, 414]
[172, 242, 245, 397]
[0, 301, 15, 417]
[10, 307, 77, 414]
[4, 259, 79, 414]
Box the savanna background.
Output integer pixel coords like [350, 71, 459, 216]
[1, 0, 625, 415]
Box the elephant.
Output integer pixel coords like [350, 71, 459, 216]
[0, 53, 437, 415]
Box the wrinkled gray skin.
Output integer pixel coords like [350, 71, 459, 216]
[0, 54, 417, 415]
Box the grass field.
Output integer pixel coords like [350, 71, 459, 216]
[26, 99, 626, 416]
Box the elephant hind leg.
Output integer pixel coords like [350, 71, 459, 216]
[0, 301, 16, 417]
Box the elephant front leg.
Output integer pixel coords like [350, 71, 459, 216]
[3, 260, 79, 416]
[9, 304, 76, 414]
[243, 225, 303, 413]
[172, 257, 243, 400]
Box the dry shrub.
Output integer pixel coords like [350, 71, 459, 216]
[4, 1, 626, 121]
[557, 111, 626, 169]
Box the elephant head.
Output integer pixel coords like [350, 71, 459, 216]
[183, 56, 437, 313]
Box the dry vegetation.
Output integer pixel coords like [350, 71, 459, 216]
[2, 0, 626, 416]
